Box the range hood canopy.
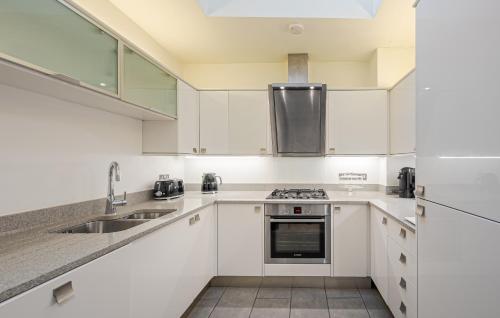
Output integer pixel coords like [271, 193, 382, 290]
[268, 54, 327, 157]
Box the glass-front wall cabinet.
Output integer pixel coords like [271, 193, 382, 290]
[0, 0, 118, 94]
[123, 46, 177, 117]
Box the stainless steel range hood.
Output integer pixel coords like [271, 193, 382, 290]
[268, 54, 327, 157]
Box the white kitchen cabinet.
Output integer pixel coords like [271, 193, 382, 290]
[390, 71, 415, 154]
[417, 199, 500, 318]
[130, 206, 216, 318]
[327, 90, 388, 155]
[370, 206, 389, 300]
[199, 91, 229, 155]
[0, 246, 131, 318]
[143, 80, 200, 154]
[217, 204, 264, 276]
[228, 91, 269, 155]
[416, 0, 500, 221]
[332, 204, 369, 277]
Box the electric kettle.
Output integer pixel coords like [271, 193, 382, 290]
[201, 173, 222, 194]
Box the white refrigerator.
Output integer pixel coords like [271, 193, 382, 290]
[416, 0, 500, 317]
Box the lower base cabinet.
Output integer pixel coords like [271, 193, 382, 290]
[0, 246, 132, 318]
[130, 205, 216, 318]
[217, 204, 264, 276]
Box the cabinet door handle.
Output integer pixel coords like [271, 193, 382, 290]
[260, 148, 267, 152]
[254, 206, 261, 213]
[415, 185, 425, 197]
[399, 253, 407, 264]
[329, 148, 335, 153]
[189, 217, 196, 225]
[194, 214, 200, 222]
[53, 281, 74, 304]
[400, 301, 407, 314]
[334, 206, 341, 214]
[193, 148, 198, 154]
[416, 204, 425, 217]
[399, 228, 407, 239]
[382, 217, 387, 225]
[200, 148, 207, 154]
[399, 277, 407, 289]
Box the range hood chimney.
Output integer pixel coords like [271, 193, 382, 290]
[268, 54, 327, 157]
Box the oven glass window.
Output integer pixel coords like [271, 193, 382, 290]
[270, 220, 325, 258]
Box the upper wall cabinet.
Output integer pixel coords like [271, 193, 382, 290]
[0, 0, 118, 94]
[390, 71, 416, 154]
[328, 90, 388, 155]
[123, 46, 177, 117]
[143, 81, 199, 154]
[228, 91, 269, 155]
[200, 91, 229, 155]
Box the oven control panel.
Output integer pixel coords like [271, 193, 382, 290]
[265, 203, 331, 216]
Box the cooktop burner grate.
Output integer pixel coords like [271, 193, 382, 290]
[267, 188, 328, 200]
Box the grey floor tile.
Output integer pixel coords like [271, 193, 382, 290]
[217, 287, 258, 308]
[202, 287, 226, 300]
[261, 276, 293, 288]
[257, 287, 291, 299]
[292, 276, 325, 288]
[290, 308, 330, 318]
[330, 309, 370, 318]
[187, 298, 219, 318]
[291, 288, 328, 309]
[326, 288, 360, 298]
[328, 298, 365, 310]
[368, 309, 394, 318]
[250, 298, 290, 318]
[209, 307, 252, 318]
[359, 289, 388, 310]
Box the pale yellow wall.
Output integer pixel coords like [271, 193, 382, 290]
[183, 63, 287, 90]
[184, 61, 376, 90]
[374, 48, 415, 88]
[69, 0, 184, 77]
[309, 61, 375, 88]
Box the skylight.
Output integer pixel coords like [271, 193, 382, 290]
[197, 0, 382, 19]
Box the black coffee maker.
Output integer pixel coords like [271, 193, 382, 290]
[398, 167, 415, 198]
[201, 173, 223, 194]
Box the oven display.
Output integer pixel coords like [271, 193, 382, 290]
[293, 207, 302, 214]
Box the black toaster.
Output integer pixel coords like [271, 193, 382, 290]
[153, 178, 184, 200]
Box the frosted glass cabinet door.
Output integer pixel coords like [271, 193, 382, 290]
[0, 0, 118, 93]
[123, 46, 177, 117]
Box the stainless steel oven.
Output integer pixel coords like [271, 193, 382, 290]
[265, 203, 331, 264]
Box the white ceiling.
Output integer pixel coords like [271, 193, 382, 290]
[197, 0, 382, 18]
[108, 0, 415, 64]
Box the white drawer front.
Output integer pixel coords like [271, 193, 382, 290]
[388, 237, 417, 288]
[388, 218, 416, 257]
[388, 273, 417, 318]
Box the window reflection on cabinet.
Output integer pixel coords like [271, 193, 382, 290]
[122, 46, 177, 117]
[0, 0, 118, 94]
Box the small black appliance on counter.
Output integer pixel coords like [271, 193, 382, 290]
[153, 175, 184, 200]
[201, 173, 222, 194]
[398, 167, 415, 198]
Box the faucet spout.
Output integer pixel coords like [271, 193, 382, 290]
[106, 161, 127, 215]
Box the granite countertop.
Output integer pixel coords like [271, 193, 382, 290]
[0, 190, 415, 304]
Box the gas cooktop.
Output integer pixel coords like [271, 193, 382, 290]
[266, 188, 329, 200]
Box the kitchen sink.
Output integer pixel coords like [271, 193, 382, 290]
[54, 219, 148, 234]
[124, 209, 176, 220]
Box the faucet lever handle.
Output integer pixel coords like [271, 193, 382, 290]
[123, 191, 127, 201]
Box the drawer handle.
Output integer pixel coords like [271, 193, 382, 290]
[53, 281, 74, 304]
[189, 217, 196, 225]
[415, 185, 425, 197]
[382, 217, 387, 225]
[399, 253, 407, 264]
[399, 277, 407, 289]
[400, 301, 407, 314]
[400, 228, 407, 239]
[194, 214, 200, 222]
[416, 204, 426, 217]
[334, 206, 341, 214]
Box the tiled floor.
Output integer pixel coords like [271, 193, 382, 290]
[186, 286, 393, 318]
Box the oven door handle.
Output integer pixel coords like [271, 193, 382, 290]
[269, 219, 325, 223]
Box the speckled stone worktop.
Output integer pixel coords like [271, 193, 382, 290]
[0, 190, 415, 304]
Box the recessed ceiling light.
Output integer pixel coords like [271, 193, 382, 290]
[99, 82, 107, 87]
[310, 86, 315, 90]
[289, 24, 304, 35]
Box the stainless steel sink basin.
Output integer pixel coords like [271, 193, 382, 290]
[54, 219, 148, 234]
[124, 209, 176, 220]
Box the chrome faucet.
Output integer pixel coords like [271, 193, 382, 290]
[105, 161, 127, 215]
